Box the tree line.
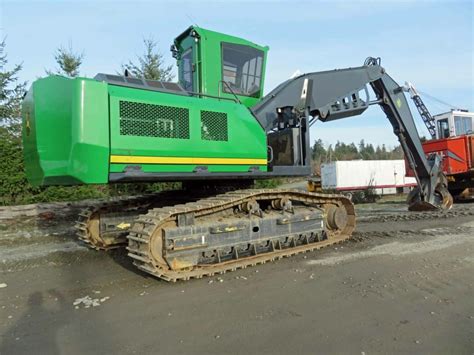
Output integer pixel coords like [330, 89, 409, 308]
[311, 139, 404, 174]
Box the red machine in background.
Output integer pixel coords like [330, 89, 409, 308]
[404, 81, 474, 201]
[422, 110, 474, 199]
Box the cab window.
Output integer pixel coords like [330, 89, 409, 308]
[454, 115, 473, 136]
[180, 48, 193, 91]
[437, 119, 450, 139]
[222, 43, 264, 97]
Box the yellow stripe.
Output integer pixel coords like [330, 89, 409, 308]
[110, 155, 267, 165]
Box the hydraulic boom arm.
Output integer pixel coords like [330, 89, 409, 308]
[252, 57, 452, 210]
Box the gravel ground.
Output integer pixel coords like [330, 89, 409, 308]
[0, 198, 473, 354]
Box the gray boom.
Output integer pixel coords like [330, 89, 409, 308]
[251, 57, 452, 210]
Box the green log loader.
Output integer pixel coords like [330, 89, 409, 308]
[22, 26, 452, 281]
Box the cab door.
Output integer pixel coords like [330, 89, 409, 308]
[177, 36, 199, 93]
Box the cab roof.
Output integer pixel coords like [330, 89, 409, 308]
[174, 25, 268, 53]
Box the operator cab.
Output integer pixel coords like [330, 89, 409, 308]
[172, 26, 310, 173]
[172, 26, 268, 108]
[434, 110, 474, 139]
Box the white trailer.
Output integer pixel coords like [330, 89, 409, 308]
[321, 160, 417, 195]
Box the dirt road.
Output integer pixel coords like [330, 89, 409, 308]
[0, 200, 473, 354]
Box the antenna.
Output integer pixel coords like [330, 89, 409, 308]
[185, 13, 199, 27]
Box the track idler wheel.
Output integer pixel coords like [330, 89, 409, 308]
[78, 210, 128, 249]
[325, 204, 348, 231]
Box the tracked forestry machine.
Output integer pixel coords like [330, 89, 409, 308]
[403, 83, 474, 201]
[22, 26, 452, 281]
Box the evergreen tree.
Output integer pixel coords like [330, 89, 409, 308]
[358, 139, 366, 157]
[0, 39, 30, 204]
[122, 38, 174, 81]
[311, 139, 327, 161]
[381, 144, 388, 159]
[311, 138, 327, 174]
[366, 143, 375, 158]
[0, 40, 27, 131]
[47, 44, 84, 77]
[389, 145, 404, 159]
[348, 143, 358, 159]
[326, 144, 334, 162]
[375, 145, 382, 158]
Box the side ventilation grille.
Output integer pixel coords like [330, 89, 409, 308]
[119, 101, 190, 139]
[201, 110, 228, 142]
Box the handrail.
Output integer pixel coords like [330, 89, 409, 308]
[187, 91, 238, 103]
[218, 80, 241, 104]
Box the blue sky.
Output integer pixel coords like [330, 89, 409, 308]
[1, 0, 472, 147]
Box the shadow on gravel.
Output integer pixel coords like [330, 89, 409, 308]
[0, 290, 67, 355]
[36, 212, 85, 247]
[107, 248, 161, 281]
[0, 203, 169, 353]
